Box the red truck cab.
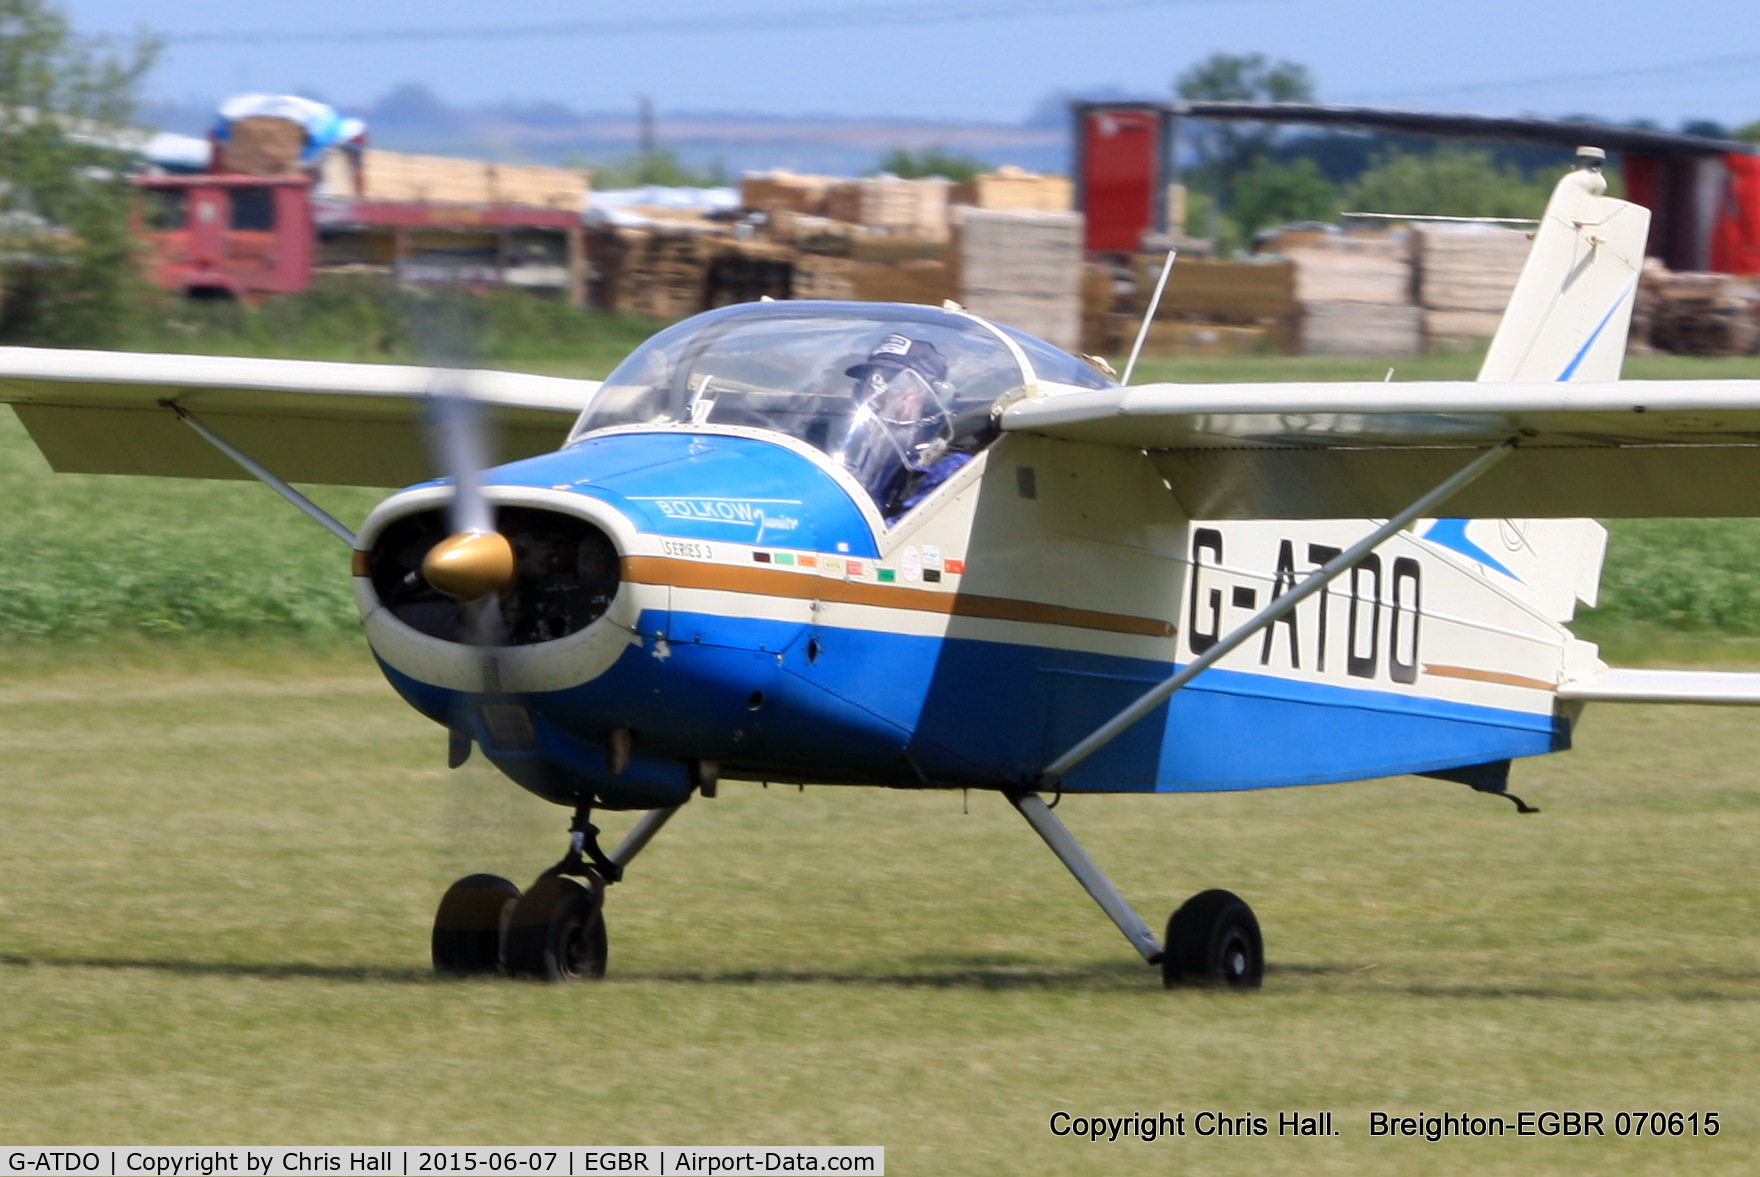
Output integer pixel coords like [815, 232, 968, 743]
[134, 173, 314, 299]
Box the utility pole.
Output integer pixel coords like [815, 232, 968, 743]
[638, 95, 656, 177]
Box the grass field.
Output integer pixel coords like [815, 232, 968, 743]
[0, 646, 1757, 1174]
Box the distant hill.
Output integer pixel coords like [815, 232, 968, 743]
[140, 85, 1071, 178]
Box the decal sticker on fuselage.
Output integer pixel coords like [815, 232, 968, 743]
[628, 495, 803, 544]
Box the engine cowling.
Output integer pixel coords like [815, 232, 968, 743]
[367, 505, 621, 646]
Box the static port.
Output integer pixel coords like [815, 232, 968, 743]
[746, 691, 765, 711]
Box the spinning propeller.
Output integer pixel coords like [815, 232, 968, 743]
[398, 285, 513, 649]
[421, 379, 516, 615]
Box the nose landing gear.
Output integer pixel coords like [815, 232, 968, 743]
[431, 803, 682, 982]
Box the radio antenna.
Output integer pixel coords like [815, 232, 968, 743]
[1121, 247, 1176, 386]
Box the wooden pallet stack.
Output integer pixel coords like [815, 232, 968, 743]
[1288, 233, 1420, 356]
[951, 166, 1072, 213]
[322, 149, 589, 209]
[740, 170, 835, 218]
[957, 209, 1084, 350]
[791, 254, 856, 300]
[706, 239, 796, 308]
[824, 177, 952, 241]
[1117, 256, 1296, 356]
[1412, 224, 1531, 350]
[1640, 265, 1760, 356]
[221, 117, 307, 176]
[589, 227, 717, 319]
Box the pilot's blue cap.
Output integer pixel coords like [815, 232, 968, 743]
[846, 334, 948, 383]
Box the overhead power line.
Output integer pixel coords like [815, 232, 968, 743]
[1342, 52, 1760, 104]
[160, 0, 1280, 46]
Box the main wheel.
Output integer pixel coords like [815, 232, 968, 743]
[432, 873, 522, 977]
[504, 874, 608, 982]
[1162, 889, 1263, 990]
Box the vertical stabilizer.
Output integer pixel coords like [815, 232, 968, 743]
[1425, 149, 1644, 627]
[1479, 150, 1652, 383]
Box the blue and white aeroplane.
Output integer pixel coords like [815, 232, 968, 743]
[6, 150, 1760, 987]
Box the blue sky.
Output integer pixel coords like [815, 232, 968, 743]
[65, 0, 1760, 128]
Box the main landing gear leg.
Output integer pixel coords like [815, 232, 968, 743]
[1006, 791, 1263, 991]
[431, 803, 682, 982]
[1007, 790, 1164, 965]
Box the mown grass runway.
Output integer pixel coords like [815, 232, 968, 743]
[1, 646, 1757, 1173]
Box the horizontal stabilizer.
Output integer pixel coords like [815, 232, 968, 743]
[0, 347, 600, 487]
[1558, 668, 1760, 705]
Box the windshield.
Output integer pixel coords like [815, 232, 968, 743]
[570, 302, 1031, 522]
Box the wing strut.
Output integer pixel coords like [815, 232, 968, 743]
[168, 403, 358, 545]
[1008, 790, 1164, 964]
[1040, 439, 1518, 784]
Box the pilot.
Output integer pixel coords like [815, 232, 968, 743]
[835, 334, 965, 520]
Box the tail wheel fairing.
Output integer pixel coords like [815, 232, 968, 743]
[369, 506, 620, 646]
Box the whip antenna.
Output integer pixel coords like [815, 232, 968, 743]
[1121, 247, 1176, 386]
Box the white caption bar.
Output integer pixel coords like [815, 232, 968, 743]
[2, 1150, 882, 1177]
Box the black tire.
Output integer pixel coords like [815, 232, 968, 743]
[504, 874, 608, 982]
[1162, 889, 1263, 990]
[432, 873, 522, 977]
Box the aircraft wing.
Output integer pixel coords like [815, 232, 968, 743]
[999, 379, 1760, 519]
[1558, 668, 1760, 705]
[0, 346, 600, 487]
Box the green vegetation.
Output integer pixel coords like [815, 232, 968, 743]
[0, 0, 156, 347]
[123, 274, 661, 366]
[1346, 148, 1561, 221]
[1228, 157, 1339, 240]
[580, 148, 727, 190]
[1174, 52, 1316, 192]
[873, 146, 986, 182]
[1, 649, 1757, 1169]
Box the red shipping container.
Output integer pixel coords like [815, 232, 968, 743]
[1074, 104, 1171, 254]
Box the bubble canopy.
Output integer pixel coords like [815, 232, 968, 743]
[567, 301, 1113, 522]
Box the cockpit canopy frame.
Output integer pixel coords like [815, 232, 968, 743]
[567, 301, 1114, 523]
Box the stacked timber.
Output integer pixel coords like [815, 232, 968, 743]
[1118, 256, 1296, 356]
[1640, 264, 1760, 356]
[221, 117, 307, 176]
[323, 149, 588, 209]
[740, 170, 834, 218]
[589, 227, 716, 319]
[951, 166, 1073, 213]
[1287, 233, 1419, 356]
[706, 239, 795, 308]
[792, 254, 856, 300]
[1080, 263, 1124, 356]
[957, 209, 1083, 350]
[1412, 224, 1531, 350]
[850, 259, 952, 306]
[824, 177, 952, 241]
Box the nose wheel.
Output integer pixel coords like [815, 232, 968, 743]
[432, 873, 523, 976]
[429, 802, 682, 982]
[505, 873, 609, 981]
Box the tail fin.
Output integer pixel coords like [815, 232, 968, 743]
[1479, 152, 1652, 383]
[1421, 152, 1647, 624]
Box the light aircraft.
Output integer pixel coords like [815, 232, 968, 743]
[5, 148, 1760, 987]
